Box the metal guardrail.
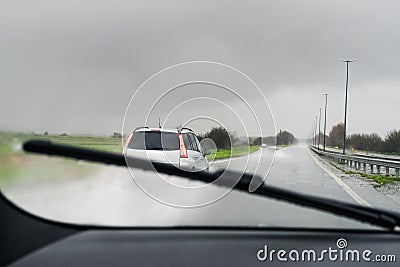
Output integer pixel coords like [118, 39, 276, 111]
[323, 147, 400, 163]
[310, 146, 400, 177]
[351, 152, 400, 162]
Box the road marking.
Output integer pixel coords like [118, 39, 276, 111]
[307, 148, 371, 207]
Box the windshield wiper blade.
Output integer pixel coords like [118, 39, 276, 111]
[23, 139, 400, 231]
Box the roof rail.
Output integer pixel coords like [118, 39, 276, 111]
[178, 127, 193, 133]
[133, 126, 149, 132]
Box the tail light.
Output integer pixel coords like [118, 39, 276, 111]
[178, 133, 188, 158]
[123, 132, 134, 155]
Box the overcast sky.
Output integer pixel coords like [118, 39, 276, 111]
[1, 0, 399, 138]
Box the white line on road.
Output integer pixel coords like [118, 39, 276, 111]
[307, 148, 371, 207]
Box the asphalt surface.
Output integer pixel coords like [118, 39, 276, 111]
[5, 144, 399, 229]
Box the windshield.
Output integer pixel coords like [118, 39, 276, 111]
[0, 0, 399, 229]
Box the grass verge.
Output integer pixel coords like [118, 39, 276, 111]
[344, 170, 400, 187]
[276, 144, 291, 148]
[207, 146, 260, 160]
[329, 162, 400, 187]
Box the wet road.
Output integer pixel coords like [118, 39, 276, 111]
[5, 144, 398, 229]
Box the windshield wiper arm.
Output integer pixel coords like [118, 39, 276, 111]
[23, 139, 400, 231]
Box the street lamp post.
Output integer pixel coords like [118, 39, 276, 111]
[312, 122, 315, 147]
[322, 93, 330, 151]
[313, 121, 316, 147]
[315, 115, 318, 149]
[339, 59, 356, 155]
[318, 107, 322, 150]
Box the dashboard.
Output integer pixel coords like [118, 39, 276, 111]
[2, 182, 400, 267]
[9, 228, 400, 266]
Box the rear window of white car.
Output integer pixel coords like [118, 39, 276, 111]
[182, 133, 200, 152]
[128, 131, 179, 151]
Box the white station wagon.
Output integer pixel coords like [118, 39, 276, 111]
[123, 127, 209, 172]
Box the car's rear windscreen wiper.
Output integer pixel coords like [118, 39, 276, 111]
[23, 139, 400, 232]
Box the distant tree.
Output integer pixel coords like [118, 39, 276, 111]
[276, 130, 296, 145]
[263, 136, 276, 145]
[347, 133, 383, 152]
[201, 127, 235, 149]
[382, 130, 400, 153]
[328, 123, 344, 148]
[112, 132, 122, 138]
[60, 133, 68, 136]
[347, 133, 361, 150]
[250, 137, 262, 146]
[229, 131, 240, 146]
[366, 133, 383, 152]
[44, 131, 49, 136]
[327, 126, 399, 154]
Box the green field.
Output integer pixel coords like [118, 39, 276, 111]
[0, 132, 122, 185]
[33, 134, 122, 153]
[208, 145, 260, 160]
[276, 144, 291, 148]
[0, 132, 123, 153]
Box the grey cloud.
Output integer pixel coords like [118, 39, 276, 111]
[1, 0, 399, 138]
